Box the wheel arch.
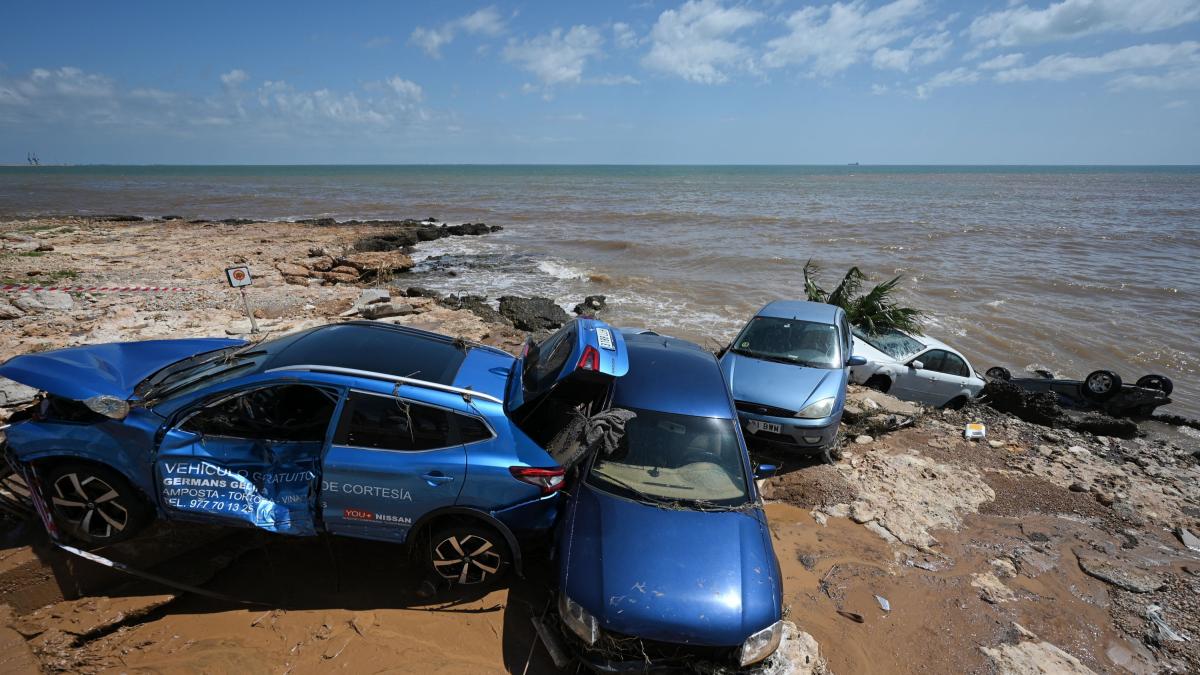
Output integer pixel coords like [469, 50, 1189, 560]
[407, 506, 524, 577]
[26, 451, 154, 507]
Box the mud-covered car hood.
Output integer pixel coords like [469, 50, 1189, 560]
[559, 483, 781, 647]
[720, 351, 843, 415]
[0, 338, 244, 401]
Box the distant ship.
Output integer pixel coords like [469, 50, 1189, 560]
[26, 152, 40, 166]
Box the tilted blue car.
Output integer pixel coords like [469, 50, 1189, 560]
[719, 300, 866, 464]
[0, 319, 627, 585]
[554, 330, 784, 671]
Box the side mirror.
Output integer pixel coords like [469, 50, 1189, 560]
[847, 355, 868, 367]
[910, 360, 925, 370]
[754, 463, 778, 479]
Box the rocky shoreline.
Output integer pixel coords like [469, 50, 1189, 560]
[1, 215, 1198, 674]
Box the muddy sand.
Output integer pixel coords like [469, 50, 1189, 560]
[1, 216, 1199, 674]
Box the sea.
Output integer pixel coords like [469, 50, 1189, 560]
[1, 164, 1198, 417]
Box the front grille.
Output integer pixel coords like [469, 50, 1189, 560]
[556, 614, 741, 671]
[734, 400, 794, 418]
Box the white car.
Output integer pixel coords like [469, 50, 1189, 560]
[848, 327, 985, 408]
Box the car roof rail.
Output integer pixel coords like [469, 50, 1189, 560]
[265, 364, 503, 404]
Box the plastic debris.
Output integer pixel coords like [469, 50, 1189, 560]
[964, 423, 987, 440]
[1176, 526, 1200, 553]
[836, 610, 865, 624]
[1145, 605, 1188, 644]
[875, 595, 891, 612]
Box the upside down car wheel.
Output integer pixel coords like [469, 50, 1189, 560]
[1082, 370, 1122, 402]
[1135, 374, 1173, 396]
[44, 462, 149, 546]
[429, 524, 511, 586]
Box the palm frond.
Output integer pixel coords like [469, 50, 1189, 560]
[803, 263, 923, 334]
[827, 267, 866, 309]
[802, 259, 827, 303]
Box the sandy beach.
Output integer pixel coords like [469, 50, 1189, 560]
[0, 215, 1198, 674]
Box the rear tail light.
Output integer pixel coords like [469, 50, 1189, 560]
[578, 346, 600, 372]
[509, 466, 566, 494]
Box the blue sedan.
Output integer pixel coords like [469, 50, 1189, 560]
[554, 331, 784, 671]
[0, 319, 627, 586]
[720, 300, 866, 464]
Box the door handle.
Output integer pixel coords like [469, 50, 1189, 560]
[421, 471, 455, 487]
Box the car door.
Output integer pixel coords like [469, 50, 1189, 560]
[320, 390, 467, 543]
[929, 352, 972, 405]
[155, 383, 341, 536]
[902, 349, 964, 405]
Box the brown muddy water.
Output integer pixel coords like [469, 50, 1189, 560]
[2, 165, 1197, 416]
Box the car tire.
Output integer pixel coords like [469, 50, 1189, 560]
[863, 375, 891, 393]
[43, 462, 150, 547]
[943, 395, 968, 410]
[428, 522, 512, 587]
[1082, 370, 1122, 402]
[820, 439, 844, 464]
[985, 367, 1011, 381]
[1135, 374, 1173, 396]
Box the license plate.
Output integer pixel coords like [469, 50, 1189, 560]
[748, 420, 782, 435]
[595, 327, 615, 351]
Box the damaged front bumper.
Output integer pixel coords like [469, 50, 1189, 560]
[552, 614, 751, 675]
[735, 408, 841, 450]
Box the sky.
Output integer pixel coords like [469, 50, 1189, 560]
[1, 0, 1198, 164]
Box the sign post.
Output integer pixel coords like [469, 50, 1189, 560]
[224, 266, 259, 334]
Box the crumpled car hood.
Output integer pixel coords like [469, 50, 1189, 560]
[720, 351, 840, 414]
[559, 483, 781, 647]
[0, 338, 244, 401]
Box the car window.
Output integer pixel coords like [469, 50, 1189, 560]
[939, 352, 969, 377]
[587, 408, 749, 508]
[181, 384, 338, 442]
[731, 316, 842, 369]
[456, 414, 494, 444]
[334, 391, 453, 451]
[523, 323, 576, 393]
[917, 349, 946, 372]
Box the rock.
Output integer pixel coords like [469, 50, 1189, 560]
[971, 572, 1017, 603]
[990, 557, 1018, 579]
[854, 435, 874, 445]
[12, 291, 73, 312]
[1076, 554, 1165, 593]
[0, 299, 25, 320]
[988, 440, 1005, 448]
[34, 243, 54, 252]
[1066, 445, 1089, 455]
[275, 262, 311, 277]
[849, 501, 876, 523]
[1094, 491, 1115, 507]
[0, 378, 38, 406]
[982, 640, 1097, 675]
[498, 296, 570, 332]
[359, 302, 416, 320]
[763, 621, 828, 675]
[404, 286, 442, 299]
[355, 288, 391, 308]
[337, 251, 415, 279]
[1176, 526, 1200, 552]
[1068, 481, 1088, 492]
[572, 294, 607, 317]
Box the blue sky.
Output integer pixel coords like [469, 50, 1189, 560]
[1, 0, 1198, 164]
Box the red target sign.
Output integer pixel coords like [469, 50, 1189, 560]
[225, 266, 252, 288]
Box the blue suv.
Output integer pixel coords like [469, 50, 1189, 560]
[0, 319, 627, 586]
[719, 301, 866, 463]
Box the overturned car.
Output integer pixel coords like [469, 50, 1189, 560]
[0, 319, 627, 586]
[983, 366, 1173, 418]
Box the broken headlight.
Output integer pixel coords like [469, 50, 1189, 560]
[795, 397, 834, 419]
[83, 395, 130, 420]
[739, 620, 783, 666]
[558, 592, 599, 645]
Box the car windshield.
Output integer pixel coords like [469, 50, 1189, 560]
[137, 344, 270, 403]
[586, 408, 750, 509]
[851, 326, 925, 360]
[730, 316, 841, 368]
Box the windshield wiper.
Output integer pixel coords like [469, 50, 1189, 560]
[145, 361, 258, 404]
[591, 471, 676, 508]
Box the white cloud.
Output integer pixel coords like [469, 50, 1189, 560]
[28, 66, 115, 98]
[871, 32, 950, 72]
[613, 22, 638, 49]
[1164, 98, 1189, 107]
[871, 83, 890, 94]
[642, 0, 763, 84]
[411, 6, 507, 58]
[220, 69, 248, 87]
[384, 76, 423, 101]
[763, 0, 927, 75]
[590, 74, 641, 85]
[915, 66, 979, 98]
[995, 41, 1200, 82]
[978, 53, 1025, 70]
[1109, 65, 1200, 91]
[503, 25, 604, 88]
[969, 0, 1200, 50]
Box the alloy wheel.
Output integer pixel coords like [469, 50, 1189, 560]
[1087, 373, 1113, 394]
[51, 472, 129, 539]
[431, 533, 503, 585]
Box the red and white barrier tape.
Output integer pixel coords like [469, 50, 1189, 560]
[1, 285, 194, 293]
